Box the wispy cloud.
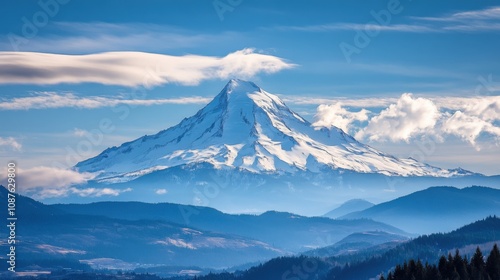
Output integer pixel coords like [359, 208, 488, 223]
[273, 23, 435, 33]
[0, 165, 132, 198]
[283, 96, 398, 107]
[413, 6, 500, 32]
[70, 187, 132, 197]
[441, 23, 500, 32]
[30, 186, 133, 199]
[0, 48, 295, 87]
[0, 92, 212, 110]
[275, 6, 500, 33]
[72, 128, 89, 137]
[2, 22, 244, 53]
[0, 137, 22, 151]
[10, 166, 95, 190]
[36, 244, 86, 255]
[413, 6, 500, 22]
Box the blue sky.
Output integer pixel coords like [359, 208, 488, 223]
[0, 0, 499, 193]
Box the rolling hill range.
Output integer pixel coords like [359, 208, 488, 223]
[0, 185, 406, 272]
[327, 216, 500, 280]
[0, 186, 283, 270]
[183, 216, 500, 280]
[53, 200, 407, 253]
[2, 185, 499, 278]
[340, 186, 500, 234]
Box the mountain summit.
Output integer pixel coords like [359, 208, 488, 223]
[76, 79, 468, 182]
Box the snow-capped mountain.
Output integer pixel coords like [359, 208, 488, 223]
[76, 79, 470, 182]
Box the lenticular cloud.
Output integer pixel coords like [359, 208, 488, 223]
[0, 48, 295, 87]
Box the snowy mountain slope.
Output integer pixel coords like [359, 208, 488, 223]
[76, 79, 472, 182]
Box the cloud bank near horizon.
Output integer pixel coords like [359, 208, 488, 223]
[313, 94, 500, 150]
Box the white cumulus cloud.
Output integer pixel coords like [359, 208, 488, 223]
[356, 93, 440, 142]
[462, 96, 500, 122]
[312, 103, 369, 133]
[442, 111, 500, 149]
[324, 93, 500, 149]
[155, 189, 168, 195]
[0, 49, 295, 87]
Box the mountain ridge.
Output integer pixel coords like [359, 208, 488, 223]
[53, 197, 408, 252]
[75, 79, 474, 182]
[340, 186, 500, 233]
[323, 199, 375, 219]
[0, 185, 409, 271]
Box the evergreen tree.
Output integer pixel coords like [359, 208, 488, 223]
[486, 243, 500, 280]
[415, 259, 425, 280]
[471, 247, 487, 280]
[453, 249, 469, 280]
[424, 263, 441, 280]
[408, 259, 417, 279]
[379, 244, 500, 280]
[393, 264, 406, 280]
[439, 255, 452, 279]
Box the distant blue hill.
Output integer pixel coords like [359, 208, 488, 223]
[304, 230, 409, 258]
[53, 200, 407, 253]
[0, 186, 282, 270]
[323, 199, 374, 219]
[341, 186, 500, 234]
[0, 185, 406, 272]
[186, 216, 500, 280]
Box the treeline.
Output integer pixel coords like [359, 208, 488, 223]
[5, 271, 167, 280]
[381, 244, 500, 280]
[193, 256, 331, 280]
[324, 216, 500, 279]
